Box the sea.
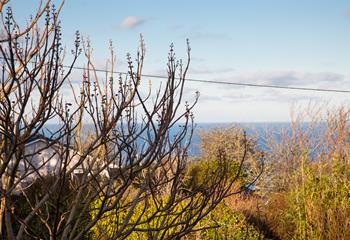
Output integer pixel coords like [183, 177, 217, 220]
[44, 122, 298, 156]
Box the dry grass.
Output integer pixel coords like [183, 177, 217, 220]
[222, 106, 350, 240]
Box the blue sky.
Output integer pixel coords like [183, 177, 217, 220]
[10, 0, 350, 122]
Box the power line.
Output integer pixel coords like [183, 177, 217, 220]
[66, 65, 350, 94]
[1, 56, 349, 94]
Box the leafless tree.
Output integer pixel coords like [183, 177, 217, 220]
[0, 1, 262, 239]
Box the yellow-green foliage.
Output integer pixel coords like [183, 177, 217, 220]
[262, 156, 350, 240]
[89, 125, 265, 239]
[286, 158, 350, 240]
[196, 125, 263, 185]
[257, 108, 350, 239]
[186, 201, 264, 240]
[90, 195, 264, 240]
[90, 194, 205, 239]
[184, 158, 243, 191]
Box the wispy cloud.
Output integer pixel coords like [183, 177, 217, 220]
[120, 16, 145, 29]
[190, 70, 347, 104]
[220, 71, 345, 88]
[223, 89, 324, 103]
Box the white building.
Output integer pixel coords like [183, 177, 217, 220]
[14, 135, 85, 183]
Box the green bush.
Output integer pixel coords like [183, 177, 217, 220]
[90, 195, 265, 240]
[286, 158, 350, 240]
[184, 125, 263, 192]
[184, 158, 244, 192]
[89, 125, 265, 239]
[186, 201, 264, 240]
[90, 194, 205, 239]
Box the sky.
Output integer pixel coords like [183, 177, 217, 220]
[9, 0, 350, 122]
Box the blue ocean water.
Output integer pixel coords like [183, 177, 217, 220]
[43, 122, 295, 156]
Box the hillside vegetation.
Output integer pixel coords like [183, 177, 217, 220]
[214, 107, 350, 239]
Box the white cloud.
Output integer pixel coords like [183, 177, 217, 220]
[219, 71, 346, 89]
[187, 70, 348, 105]
[120, 16, 145, 29]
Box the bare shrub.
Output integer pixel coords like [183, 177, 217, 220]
[0, 1, 261, 239]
